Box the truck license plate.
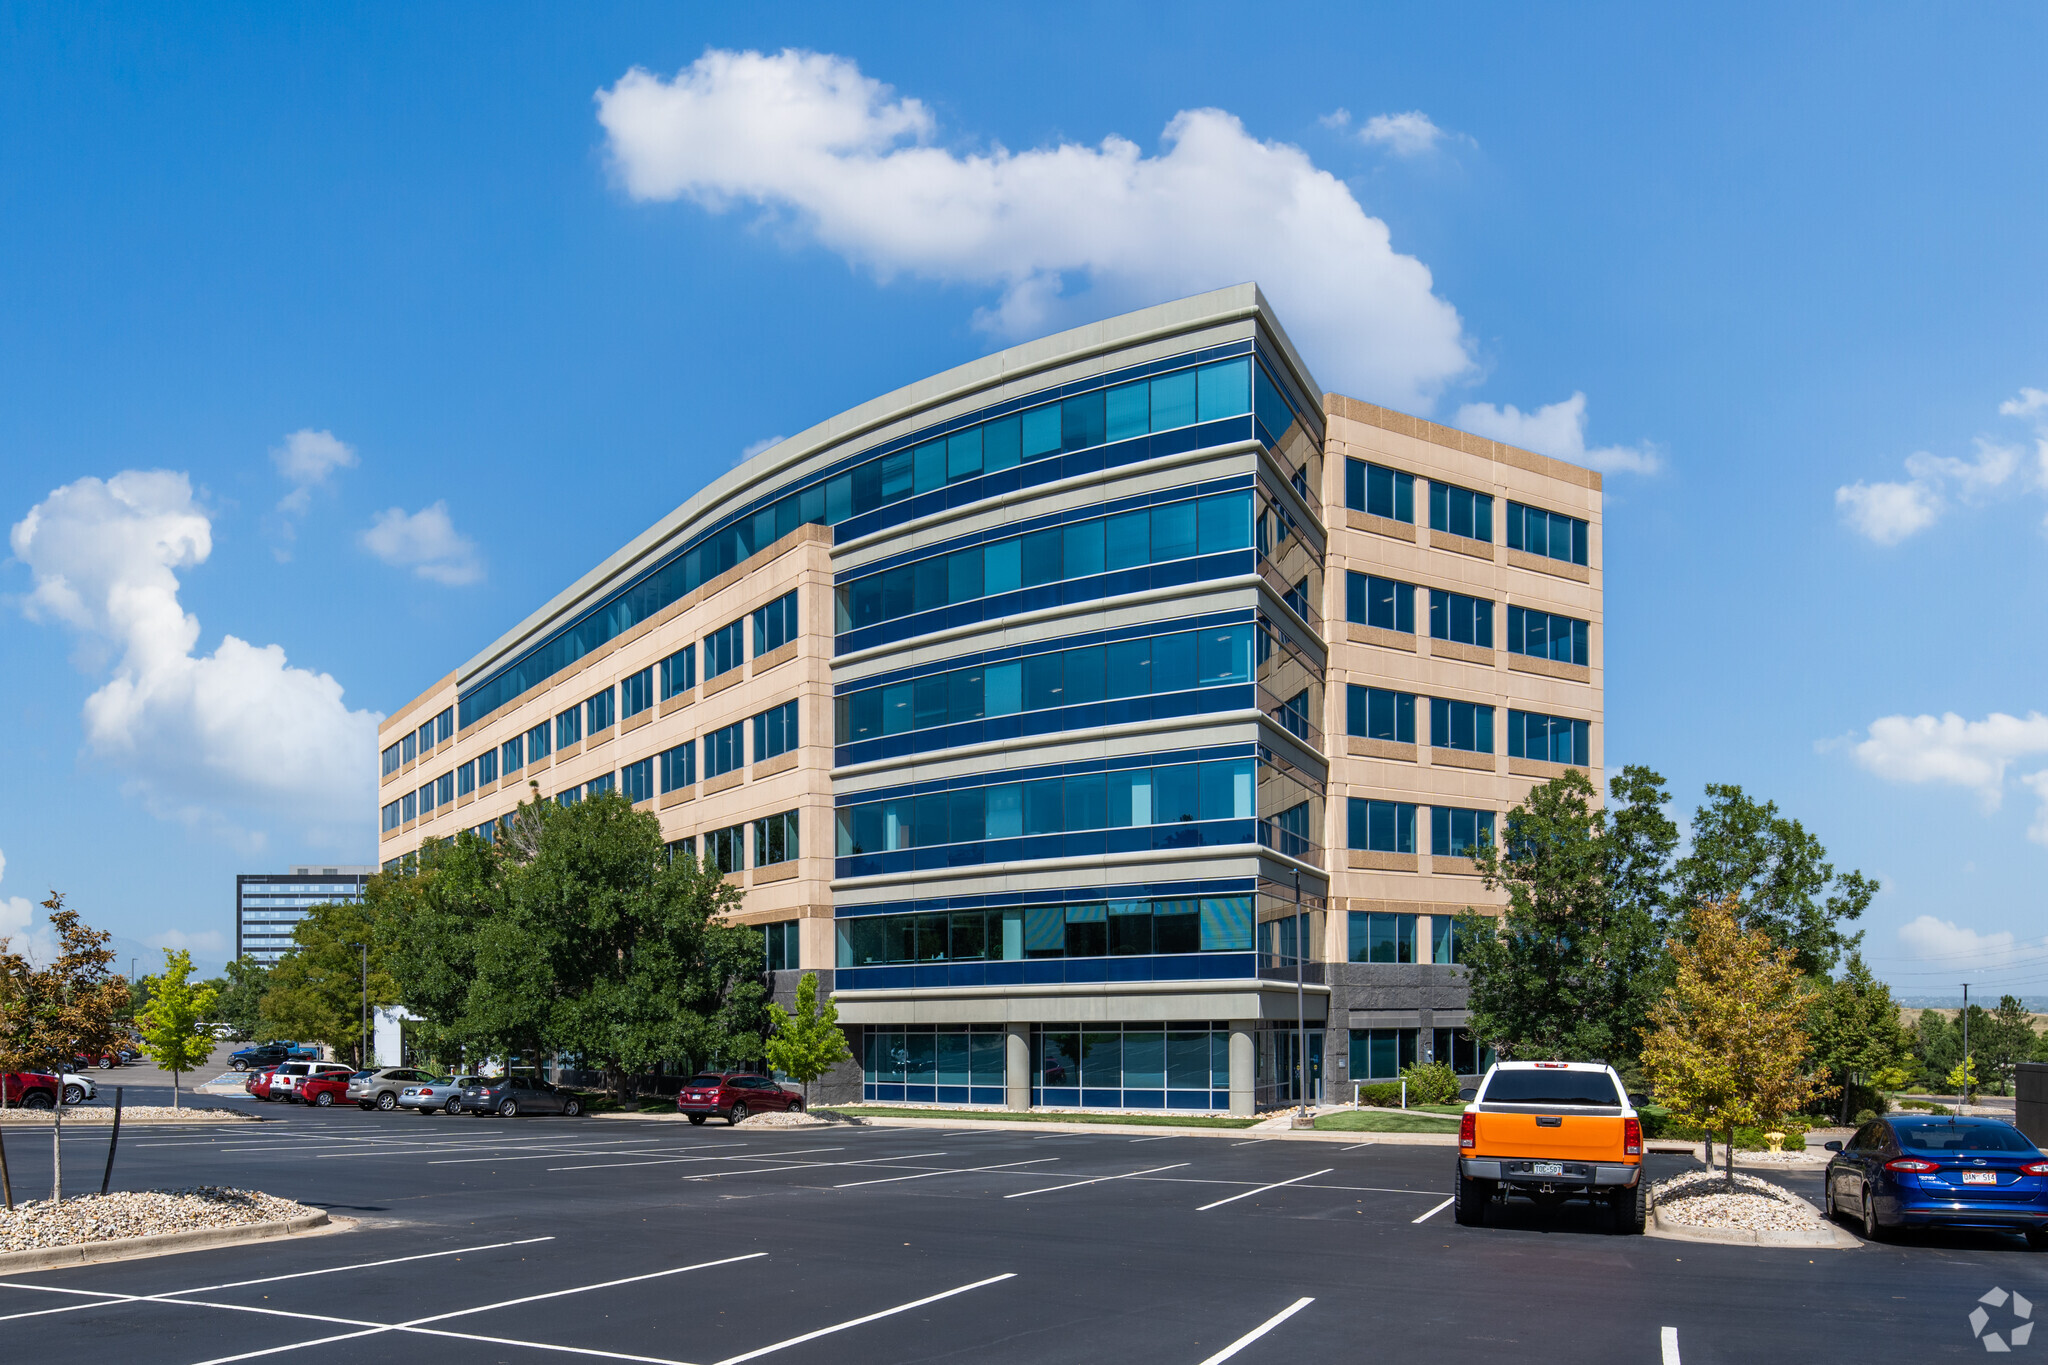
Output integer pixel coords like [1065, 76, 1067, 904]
[1962, 1172, 1998, 1184]
[1532, 1162, 1564, 1176]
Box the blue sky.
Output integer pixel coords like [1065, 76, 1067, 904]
[2, 4, 2044, 997]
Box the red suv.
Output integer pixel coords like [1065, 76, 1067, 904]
[2, 1072, 59, 1110]
[297, 1074, 353, 1108]
[676, 1073, 803, 1126]
[244, 1067, 280, 1101]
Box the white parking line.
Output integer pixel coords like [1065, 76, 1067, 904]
[712, 1272, 1016, 1365]
[180, 1251, 769, 1365]
[1005, 1163, 1190, 1198]
[1411, 1196, 1455, 1224]
[1129, 1135, 1177, 1143]
[549, 1145, 842, 1172]
[1195, 1168, 1334, 1212]
[1340, 1142, 1375, 1151]
[1196, 1297, 1314, 1364]
[832, 1157, 1058, 1188]
[684, 1152, 948, 1181]
[1662, 1326, 1681, 1364]
[0, 1237, 558, 1324]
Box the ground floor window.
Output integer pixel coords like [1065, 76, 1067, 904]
[763, 920, 799, 972]
[1349, 1027, 1418, 1080]
[1432, 1027, 1494, 1076]
[1034, 1022, 1231, 1111]
[862, 1025, 1007, 1105]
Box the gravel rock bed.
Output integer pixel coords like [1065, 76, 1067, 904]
[0, 1188, 319, 1252]
[0, 1105, 258, 1124]
[734, 1110, 862, 1129]
[1652, 1169, 1825, 1231]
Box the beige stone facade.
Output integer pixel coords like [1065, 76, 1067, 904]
[1317, 395, 1604, 966]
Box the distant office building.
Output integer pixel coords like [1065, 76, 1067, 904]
[235, 866, 376, 964]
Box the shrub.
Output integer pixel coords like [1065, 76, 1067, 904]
[1355, 1081, 1404, 1107]
[1400, 1061, 1461, 1105]
[1900, 1099, 1952, 1115]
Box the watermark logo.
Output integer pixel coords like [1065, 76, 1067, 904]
[1972, 1287, 2034, 1352]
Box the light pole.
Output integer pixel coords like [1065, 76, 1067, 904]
[1962, 982, 1971, 1109]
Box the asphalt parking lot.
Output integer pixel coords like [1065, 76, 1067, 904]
[2, 1100, 2043, 1364]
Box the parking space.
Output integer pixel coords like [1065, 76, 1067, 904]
[0, 1111, 2037, 1362]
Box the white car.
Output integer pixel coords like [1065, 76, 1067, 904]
[269, 1060, 356, 1101]
[60, 1073, 98, 1105]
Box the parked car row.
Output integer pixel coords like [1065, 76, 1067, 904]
[241, 1065, 589, 1117]
[676, 1073, 805, 1125]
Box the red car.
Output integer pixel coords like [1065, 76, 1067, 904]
[675, 1073, 803, 1126]
[296, 1074, 353, 1108]
[2, 1072, 60, 1109]
[244, 1067, 280, 1101]
[74, 1052, 121, 1071]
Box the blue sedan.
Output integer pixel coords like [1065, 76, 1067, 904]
[1825, 1115, 2048, 1246]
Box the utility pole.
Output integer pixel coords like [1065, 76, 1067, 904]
[1962, 982, 1971, 1110]
[352, 943, 369, 1068]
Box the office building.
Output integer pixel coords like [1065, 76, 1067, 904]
[236, 866, 376, 964]
[375, 285, 1601, 1112]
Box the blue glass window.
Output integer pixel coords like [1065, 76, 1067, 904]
[704, 721, 744, 779]
[754, 810, 799, 867]
[621, 667, 653, 720]
[621, 758, 653, 804]
[400, 732, 416, 764]
[1507, 710, 1591, 766]
[525, 719, 551, 762]
[499, 734, 524, 776]
[554, 704, 582, 751]
[381, 800, 400, 832]
[1431, 807, 1496, 858]
[435, 708, 454, 744]
[1505, 606, 1590, 666]
[585, 772, 616, 799]
[705, 824, 744, 874]
[1346, 798, 1416, 853]
[584, 686, 616, 735]
[1348, 912, 1417, 963]
[436, 772, 454, 808]
[1430, 698, 1494, 753]
[753, 590, 799, 655]
[1346, 573, 1415, 633]
[1429, 590, 1494, 647]
[456, 760, 476, 798]
[659, 645, 696, 699]
[1344, 459, 1414, 522]
[834, 490, 1249, 635]
[1347, 685, 1415, 742]
[659, 741, 696, 792]
[1506, 501, 1590, 567]
[478, 748, 497, 785]
[381, 743, 401, 777]
[400, 791, 416, 822]
[705, 619, 745, 681]
[1429, 481, 1494, 542]
[837, 895, 1252, 967]
[1350, 1028, 1417, 1080]
[753, 699, 799, 762]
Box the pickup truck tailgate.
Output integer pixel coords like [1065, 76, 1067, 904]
[1475, 1110, 1623, 1161]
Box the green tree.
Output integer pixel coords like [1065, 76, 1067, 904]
[136, 948, 219, 1110]
[204, 957, 271, 1042]
[0, 892, 130, 1080]
[1457, 765, 1680, 1064]
[1946, 1055, 1980, 1098]
[1640, 897, 1828, 1189]
[764, 971, 853, 1106]
[1671, 784, 1877, 976]
[1912, 1009, 1960, 1089]
[261, 899, 397, 1064]
[1974, 998, 2036, 1097]
[1807, 952, 1911, 1121]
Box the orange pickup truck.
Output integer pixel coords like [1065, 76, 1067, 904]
[1454, 1060, 1647, 1233]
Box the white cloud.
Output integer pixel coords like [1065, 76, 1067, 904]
[1847, 710, 2048, 843]
[360, 502, 483, 585]
[9, 470, 382, 841]
[1835, 478, 1942, 545]
[596, 48, 1473, 411]
[1896, 915, 2028, 966]
[150, 927, 230, 957]
[0, 849, 56, 965]
[1356, 111, 1451, 157]
[736, 434, 786, 468]
[1452, 391, 1659, 475]
[271, 428, 357, 513]
[1837, 389, 2047, 543]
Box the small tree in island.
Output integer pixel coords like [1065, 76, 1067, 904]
[763, 971, 853, 1109]
[1640, 897, 1827, 1189]
[137, 948, 219, 1111]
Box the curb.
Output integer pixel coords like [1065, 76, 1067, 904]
[1647, 1204, 1859, 1249]
[0, 1212, 341, 1274]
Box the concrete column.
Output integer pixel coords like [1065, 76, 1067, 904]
[1229, 1021, 1257, 1116]
[1005, 1023, 1032, 1111]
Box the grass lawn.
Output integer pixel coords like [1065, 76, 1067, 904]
[1314, 1108, 1463, 1133]
[834, 1106, 1260, 1129]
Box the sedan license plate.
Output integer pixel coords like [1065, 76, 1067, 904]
[1531, 1162, 1565, 1177]
[1962, 1172, 1998, 1185]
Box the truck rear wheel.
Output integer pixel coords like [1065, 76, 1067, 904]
[1610, 1179, 1647, 1235]
[1453, 1171, 1493, 1227]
